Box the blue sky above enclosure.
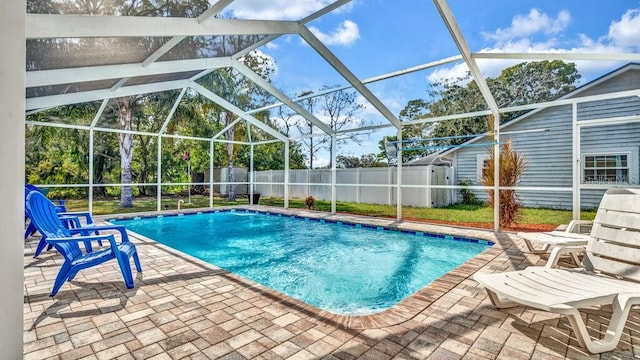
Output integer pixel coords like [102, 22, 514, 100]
[224, 0, 640, 163]
[24, 0, 640, 167]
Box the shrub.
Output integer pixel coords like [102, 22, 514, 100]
[481, 115, 528, 228]
[458, 179, 480, 205]
[304, 195, 316, 209]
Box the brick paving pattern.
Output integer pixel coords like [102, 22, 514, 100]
[23, 206, 640, 359]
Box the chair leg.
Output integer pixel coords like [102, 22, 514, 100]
[523, 239, 551, 254]
[562, 295, 639, 354]
[133, 252, 142, 273]
[24, 222, 37, 239]
[50, 262, 73, 297]
[485, 289, 518, 309]
[33, 236, 49, 258]
[115, 255, 135, 289]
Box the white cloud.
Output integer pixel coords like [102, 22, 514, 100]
[225, 0, 337, 20]
[482, 9, 571, 43]
[239, 49, 279, 77]
[308, 20, 360, 46]
[607, 9, 640, 49]
[430, 7, 639, 85]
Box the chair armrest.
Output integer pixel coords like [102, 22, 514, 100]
[46, 234, 116, 246]
[565, 220, 593, 234]
[58, 211, 93, 224]
[68, 224, 130, 242]
[545, 245, 586, 268]
[57, 215, 82, 228]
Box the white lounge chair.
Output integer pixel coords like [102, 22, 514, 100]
[517, 220, 592, 265]
[474, 188, 640, 354]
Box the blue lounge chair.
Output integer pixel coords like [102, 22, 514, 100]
[26, 191, 142, 296]
[24, 184, 67, 240]
[25, 186, 102, 257]
[25, 184, 67, 211]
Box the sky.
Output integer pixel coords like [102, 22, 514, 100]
[222, 1, 640, 167]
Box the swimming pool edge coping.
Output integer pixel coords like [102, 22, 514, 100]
[100, 205, 510, 330]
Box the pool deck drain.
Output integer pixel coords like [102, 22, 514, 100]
[24, 206, 639, 359]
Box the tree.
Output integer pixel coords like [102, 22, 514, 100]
[405, 61, 580, 147]
[481, 115, 528, 228]
[278, 86, 367, 168]
[198, 50, 277, 200]
[336, 153, 386, 168]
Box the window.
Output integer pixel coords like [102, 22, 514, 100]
[476, 154, 490, 182]
[583, 153, 629, 184]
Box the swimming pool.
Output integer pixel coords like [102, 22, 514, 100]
[113, 210, 491, 315]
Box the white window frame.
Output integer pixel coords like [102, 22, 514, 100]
[476, 153, 490, 183]
[581, 149, 635, 185]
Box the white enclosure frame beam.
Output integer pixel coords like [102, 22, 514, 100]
[331, 135, 337, 214]
[284, 141, 290, 209]
[88, 99, 109, 212]
[434, 0, 501, 231]
[27, 15, 300, 39]
[157, 88, 187, 211]
[190, 82, 287, 142]
[233, 60, 334, 135]
[572, 103, 580, 221]
[247, 122, 255, 204]
[433, 0, 499, 116]
[141, 0, 235, 68]
[247, 55, 463, 116]
[396, 129, 403, 221]
[212, 117, 244, 140]
[26, 80, 189, 110]
[473, 52, 640, 62]
[209, 140, 215, 208]
[27, 58, 232, 88]
[299, 25, 402, 129]
[230, 0, 353, 61]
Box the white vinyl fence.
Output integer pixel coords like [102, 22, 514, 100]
[254, 165, 455, 208]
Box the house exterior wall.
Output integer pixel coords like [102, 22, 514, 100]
[451, 68, 640, 210]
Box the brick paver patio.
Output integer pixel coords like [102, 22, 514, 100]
[23, 207, 640, 359]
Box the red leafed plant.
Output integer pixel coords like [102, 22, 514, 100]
[304, 195, 316, 209]
[481, 115, 528, 228]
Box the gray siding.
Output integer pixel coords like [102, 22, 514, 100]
[452, 67, 640, 209]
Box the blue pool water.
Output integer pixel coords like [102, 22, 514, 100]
[113, 210, 491, 315]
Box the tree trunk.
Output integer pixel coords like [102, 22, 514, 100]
[117, 99, 135, 208]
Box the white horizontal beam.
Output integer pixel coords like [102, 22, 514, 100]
[233, 60, 334, 135]
[26, 79, 189, 110]
[27, 14, 300, 38]
[404, 88, 640, 127]
[336, 123, 394, 134]
[142, 0, 235, 68]
[212, 117, 243, 140]
[212, 139, 250, 145]
[299, 26, 402, 129]
[197, 0, 236, 23]
[27, 58, 232, 88]
[472, 52, 640, 62]
[231, 0, 352, 60]
[247, 54, 463, 115]
[434, 0, 499, 117]
[189, 81, 287, 142]
[26, 120, 212, 141]
[253, 139, 282, 145]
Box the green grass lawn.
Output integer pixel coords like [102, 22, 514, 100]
[65, 195, 596, 227]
